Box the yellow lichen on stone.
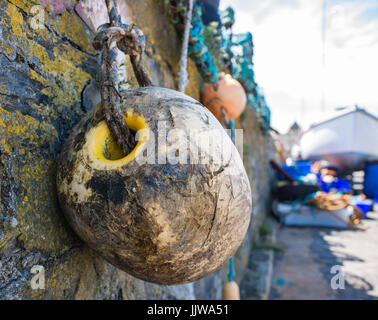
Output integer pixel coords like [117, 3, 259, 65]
[49, 11, 95, 55]
[0, 105, 75, 254]
[7, 0, 31, 12]
[6, 2, 24, 38]
[0, 232, 9, 249]
[0, 106, 57, 147]
[29, 69, 47, 84]
[0, 42, 15, 57]
[185, 58, 203, 101]
[5, 2, 92, 109]
[14, 157, 75, 254]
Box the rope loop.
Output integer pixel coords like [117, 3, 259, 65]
[93, 0, 152, 157]
[93, 24, 146, 58]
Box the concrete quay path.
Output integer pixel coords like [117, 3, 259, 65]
[269, 209, 378, 300]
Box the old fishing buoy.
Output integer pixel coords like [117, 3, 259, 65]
[200, 73, 247, 122]
[56, 0, 252, 285]
[57, 87, 252, 285]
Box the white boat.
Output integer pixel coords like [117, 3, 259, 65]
[300, 106, 378, 171]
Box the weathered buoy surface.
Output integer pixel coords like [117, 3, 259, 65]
[222, 281, 240, 300]
[201, 74, 247, 121]
[57, 87, 252, 285]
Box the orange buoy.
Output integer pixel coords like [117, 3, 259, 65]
[201, 73, 247, 122]
[222, 281, 240, 300]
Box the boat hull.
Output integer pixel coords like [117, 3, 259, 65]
[300, 109, 378, 171]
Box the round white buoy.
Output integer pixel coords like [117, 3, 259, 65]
[57, 87, 252, 285]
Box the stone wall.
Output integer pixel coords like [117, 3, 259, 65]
[0, 0, 274, 299]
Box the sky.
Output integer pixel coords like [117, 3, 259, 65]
[219, 0, 378, 133]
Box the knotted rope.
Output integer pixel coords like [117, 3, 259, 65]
[93, 0, 152, 156]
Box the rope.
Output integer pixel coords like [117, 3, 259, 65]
[106, 0, 121, 26]
[229, 120, 235, 143]
[93, 0, 152, 156]
[307, 192, 365, 228]
[227, 119, 236, 282]
[97, 0, 135, 155]
[308, 193, 349, 211]
[178, 0, 194, 92]
[227, 256, 236, 282]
